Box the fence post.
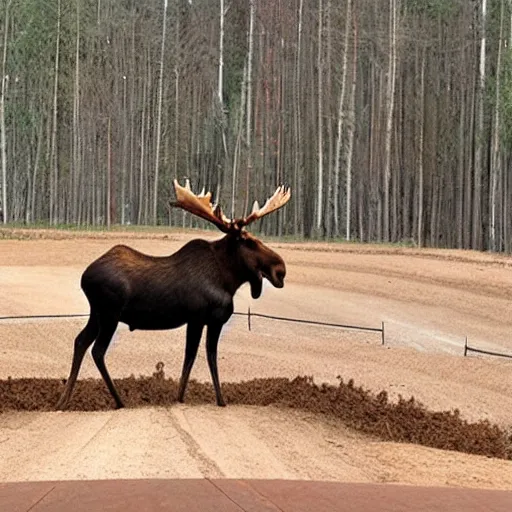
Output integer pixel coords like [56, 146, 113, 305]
[381, 321, 385, 345]
[463, 336, 468, 357]
[248, 307, 251, 331]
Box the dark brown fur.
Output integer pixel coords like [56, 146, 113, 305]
[56, 231, 286, 409]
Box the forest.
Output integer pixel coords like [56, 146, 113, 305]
[0, 0, 511, 250]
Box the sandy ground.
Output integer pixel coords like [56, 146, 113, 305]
[1, 229, 512, 488]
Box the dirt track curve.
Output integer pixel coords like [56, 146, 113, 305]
[1, 228, 512, 489]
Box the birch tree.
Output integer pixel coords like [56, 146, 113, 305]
[0, 0, 9, 223]
[490, 0, 504, 251]
[49, 0, 61, 225]
[152, 0, 168, 224]
[244, 0, 255, 216]
[417, 50, 425, 247]
[217, 0, 227, 202]
[473, 0, 487, 250]
[72, 0, 81, 224]
[383, 0, 398, 242]
[333, 0, 351, 237]
[345, 7, 357, 241]
[316, 0, 324, 234]
[293, 0, 304, 235]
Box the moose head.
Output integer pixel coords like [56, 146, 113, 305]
[171, 179, 291, 298]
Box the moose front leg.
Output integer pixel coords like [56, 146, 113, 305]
[178, 322, 204, 403]
[206, 321, 226, 407]
[56, 313, 99, 410]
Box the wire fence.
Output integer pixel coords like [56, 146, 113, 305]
[463, 337, 512, 360]
[2, 312, 512, 361]
[0, 314, 88, 321]
[0, 310, 385, 344]
[233, 308, 385, 344]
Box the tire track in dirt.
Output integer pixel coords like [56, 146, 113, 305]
[166, 407, 225, 478]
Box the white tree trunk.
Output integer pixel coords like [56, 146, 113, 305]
[246, 0, 254, 145]
[217, 0, 227, 203]
[174, 8, 180, 185]
[72, 0, 81, 223]
[106, 117, 111, 228]
[138, 79, 147, 225]
[153, 0, 168, 224]
[218, 0, 225, 107]
[383, 0, 398, 242]
[30, 123, 43, 223]
[345, 12, 357, 241]
[232, 60, 247, 218]
[50, 0, 61, 225]
[121, 74, 127, 225]
[243, 0, 255, 216]
[490, 0, 503, 251]
[417, 51, 425, 247]
[473, 0, 486, 249]
[316, 0, 324, 234]
[0, 0, 10, 224]
[334, 0, 352, 237]
[292, 0, 304, 234]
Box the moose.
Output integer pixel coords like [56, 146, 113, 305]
[56, 179, 291, 410]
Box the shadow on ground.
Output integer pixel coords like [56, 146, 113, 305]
[1, 363, 511, 461]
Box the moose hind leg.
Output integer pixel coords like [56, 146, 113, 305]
[178, 323, 204, 403]
[56, 314, 99, 410]
[206, 322, 226, 407]
[91, 318, 123, 409]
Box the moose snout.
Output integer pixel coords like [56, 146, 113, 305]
[270, 265, 286, 288]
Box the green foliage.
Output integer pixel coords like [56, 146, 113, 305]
[223, 0, 248, 117]
[4, 101, 37, 134]
[9, 0, 58, 60]
[499, 48, 512, 149]
[405, 0, 460, 19]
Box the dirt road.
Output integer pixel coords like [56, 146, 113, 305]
[1, 229, 512, 488]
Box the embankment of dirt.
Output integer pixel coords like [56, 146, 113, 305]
[1, 364, 510, 461]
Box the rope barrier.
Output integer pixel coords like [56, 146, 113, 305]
[234, 311, 382, 334]
[0, 311, 383, 337]
[0, 314, 88, 321]
[4, 312, 511, 360]
[464, 344, 512, 360]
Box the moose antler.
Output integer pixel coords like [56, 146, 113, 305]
[238, 185, 291, 228]
[171, 179, 291, 233]
[171, 179, 232, 233]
